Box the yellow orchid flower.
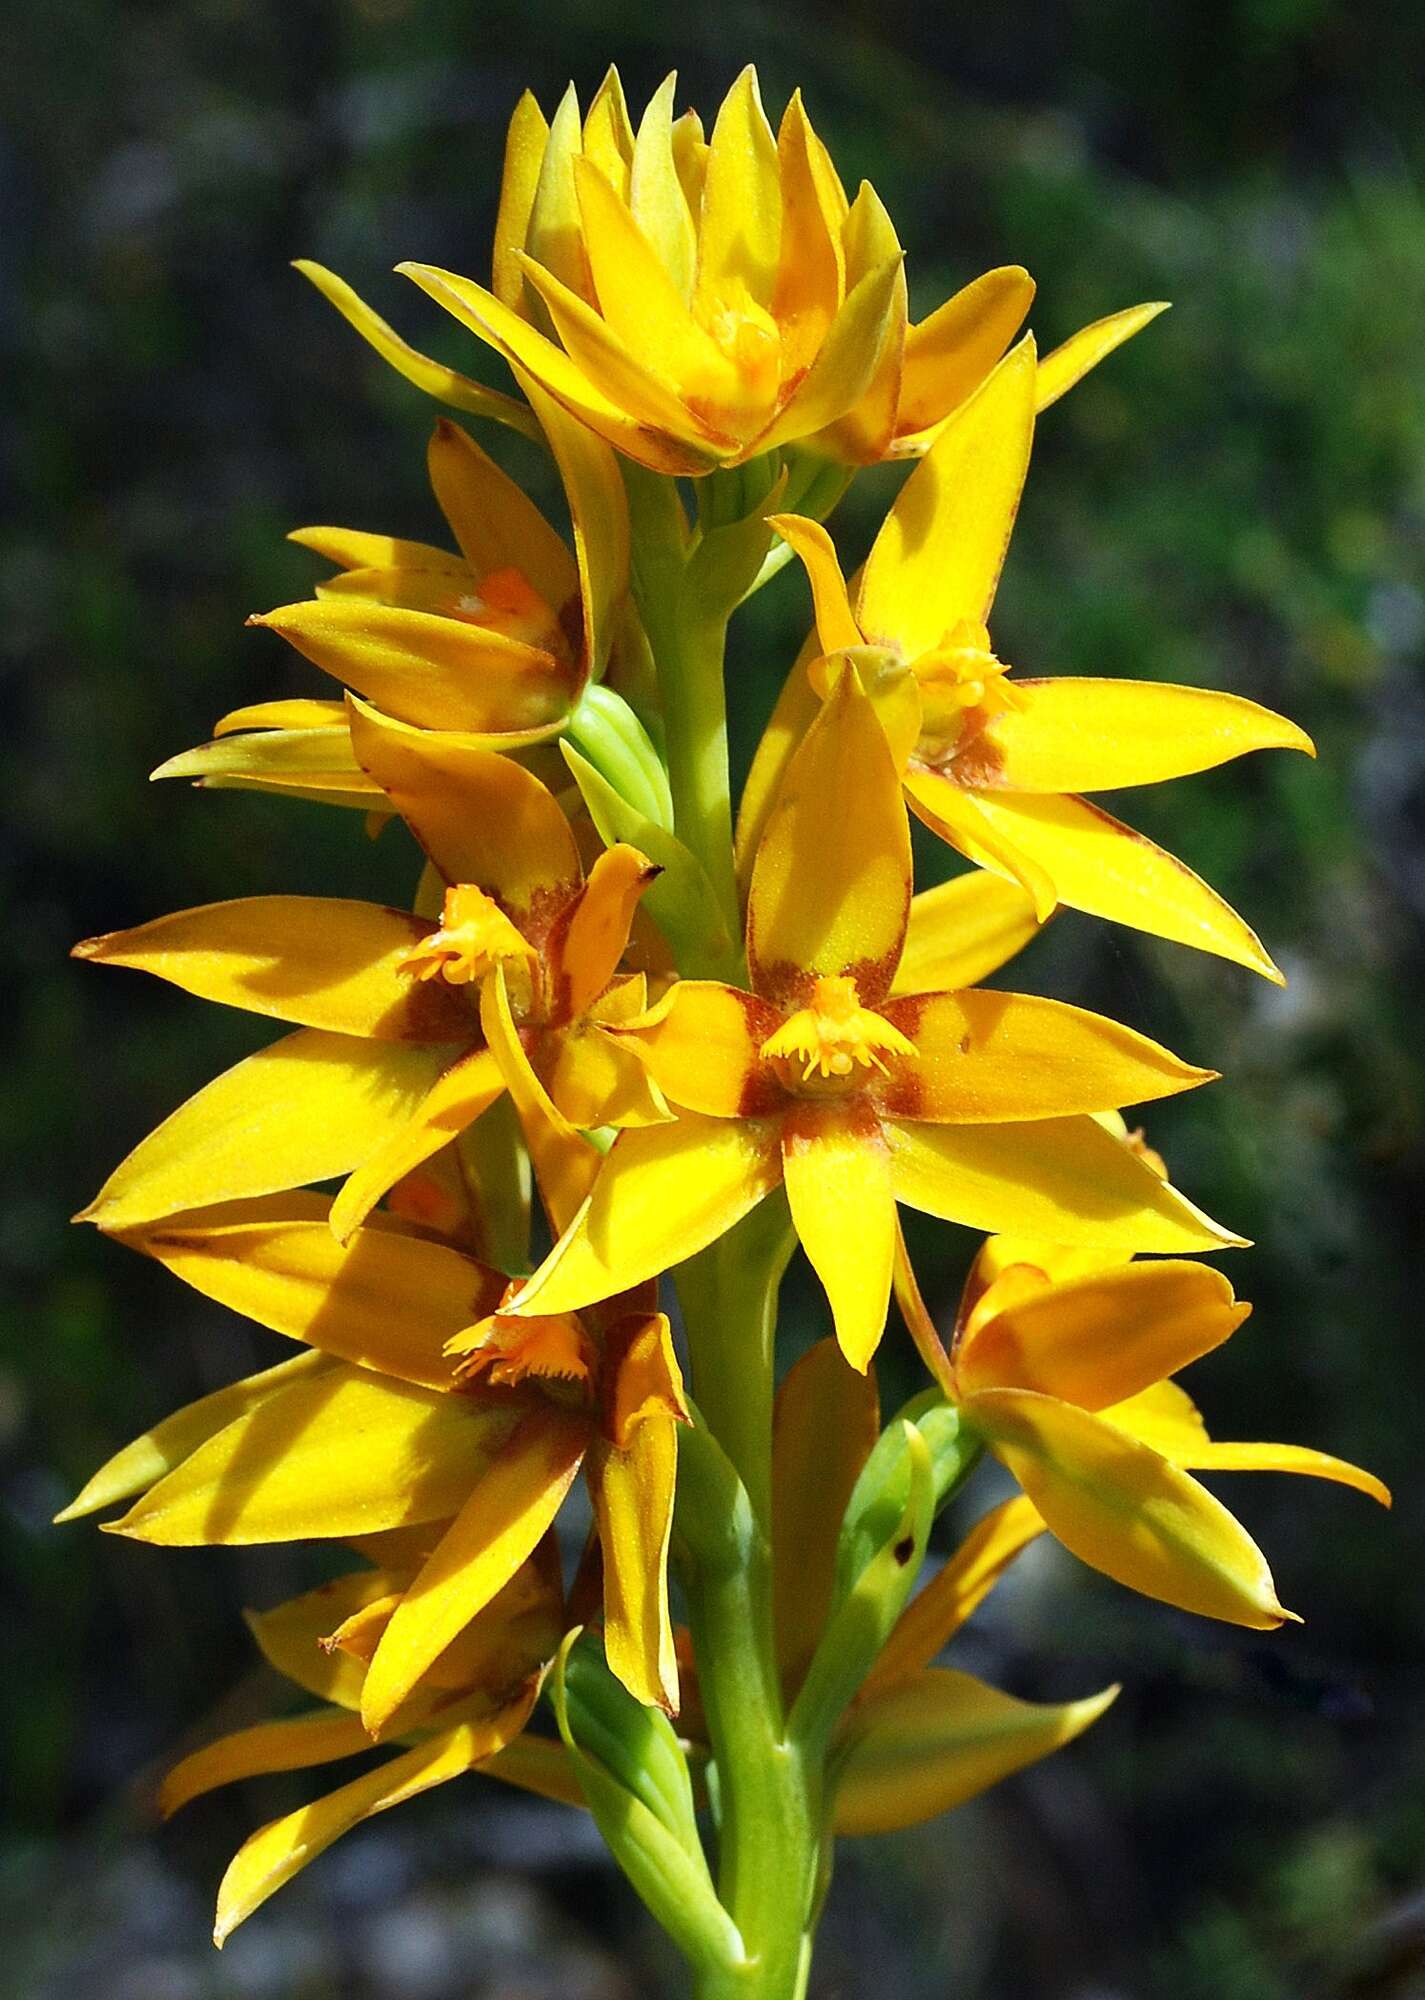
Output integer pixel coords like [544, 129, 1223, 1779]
[895, 1225, 1388, 1630]
[154, 387, 629, 809]
[156, 1539, 583, 1944]
[506, 665, 1237, 1371]
[64, 1189, 687, 1716]
[303, 67, 1160, 476]
[746, 337, 1316, 979]
[73, 727, 663, 1240]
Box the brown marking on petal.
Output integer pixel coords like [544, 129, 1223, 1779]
[726, 988, 785, 1116]
[780, 1093, 884, 1155]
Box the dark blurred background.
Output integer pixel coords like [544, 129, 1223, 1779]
[4, 2, 1424, 1995]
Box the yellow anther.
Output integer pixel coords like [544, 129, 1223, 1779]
[759, 976, 916, 1090]
[400, 884, 536, 988]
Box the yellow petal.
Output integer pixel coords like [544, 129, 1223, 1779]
[603, 1309, 689, 1447]
[53, 1350, 334, 1524]
[733, 650, 821, 892]
[834, 1665, 1116, 1836]
[892, 872, 1044, 995]
[896, 265, 1036, 437]
[293, 260, 539, 439]
[478, 1732, 588, 1809]
[612, 979, 781, 1118]
[520, 373, 630, 679]
[1096, 1377, 1209, 1456]
[772, 1338, 880, 1695]
[694, 65, 781, 314]
[903, 766, 1059, 920]
[492, 89, 549, 309]
[152, 727, 380, 800]
[537, 987, 670, 1131]
[886, 1113, 1244, 1253]
[512, 1114, 784, 1317]
[426, 417, 578, 613]
[329, 1046, 506, 1245]
[574, 156, 734, 402]
[126, 1192, 504, 1390]
[1103, 1384, 1390, 1507]
[879, 988, 1216, 1122]
[480, 965, 601, 1239]
[810, 185, 905, 462]
[111, 1366, 517, 1546]
[958, 1260, 1248, 1408]
[398, 260, 720, 475]
[1035, 301, 1169, 413]
[968, 789, 1284, 982]
[550, 843, 661, 1020]
[213, 1702, 535, 1944]
[361, 1410, 585, 1731]
[347, 695, 582, 915]
[782, 1102, 897, 1372]
[748, 663, 911, 1006]
[969, 1388, 1295, 1627]
[160, 1712, 375, 1820]
[767, 515, 863, 653]
[771, 91, 846, 374]
[756, 254, 904, 455]
[582, 68, 636, 198]
[865, 1495, 1046, 1693]
[858, 336, 1036, 656]
[74, 897, 474, 1042]
[246, 1569, 397, 1708]
[957, 677, 1315, 793]
[250, 598, 569, 735]
[589, 1416, 680, 1712]
[630, 75, 698, 300]
[523, 82, 588, 301]
[77, 1030, 450, 1233]
[213, 693, 358, 731]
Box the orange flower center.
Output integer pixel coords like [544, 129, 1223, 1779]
[913, 617, 1021, 760]
[448, 1308, 596, 1399]
[400, 885, 537, 996]
[687, 283, 784, 431]
[447, 564, 566, 657]
[759, 975, 915, 1096]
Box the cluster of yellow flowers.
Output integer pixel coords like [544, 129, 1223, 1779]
[63, 68, 1386, 1985]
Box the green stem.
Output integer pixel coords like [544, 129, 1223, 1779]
[675, 1206, 823, 1999]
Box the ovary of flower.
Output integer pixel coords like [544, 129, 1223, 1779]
[399, 885, 537, 989]
[760, 975, 917, 1087]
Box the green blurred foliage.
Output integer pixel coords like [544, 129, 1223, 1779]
[2, 2, 1423, 1995]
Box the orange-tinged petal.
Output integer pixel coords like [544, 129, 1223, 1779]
[574, 156, 733, 401]
[589, 1417, 680, 1711]
[293, 260, 539, 439]
[125, 1193, 504, 1391]
[756, 254, 904, 454]
[329, 1046, 507, 1245]
[512, 1114, 784, 1318]
[772, 1337, 880, 1695]
[1035, 301, 1168, 413]
[967, 789, 1284, 981]
[492, 89, 549, 309]
[956, 677, 1315, 794]
[858, 336, 1035, 655]
[160, 1712, 376, 1821]
[886, 1113, 1244, 1254]
[246, 1569, 396, 1708]
[603, 1309, 689, 1448]
[76, 1030, 450, 1233]
[895, 266, 1036, 437]
[213, 1701, 536, 1945]
[767, 515, 863, 653]
[879, 988, 1216, 1123]
[611, 979, 781, 1117]
[397, 260, 720, 475]
[110, 1366, 519, 1547]
[53, 1351, 334, 1524]
[426, 417, 578, 614]
[903, 767, 1059, 920]
[833, 1666, 1116, 1836]
[866, 1496, 1045, 1694]
[893, 873, 1043, 995]
[957, 1260, 1248, 1408]
[549, 843, 661, 1020]
[970, 1388, 1295, 1627]
[733, 649, 820, 892]
[781, 1102, 897, 1372]
[347, 696, 582, 919]
[772, 91, 846, 373]
[250, 598, 568, 734]
[630, 76, 698, 300]
[361, 1410, 586, 1731]
[694, 65, 781, 314]
[74, 897, 474, 1042]
[748, 664, 911, 1006]
[480, 965, 601, 1238]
